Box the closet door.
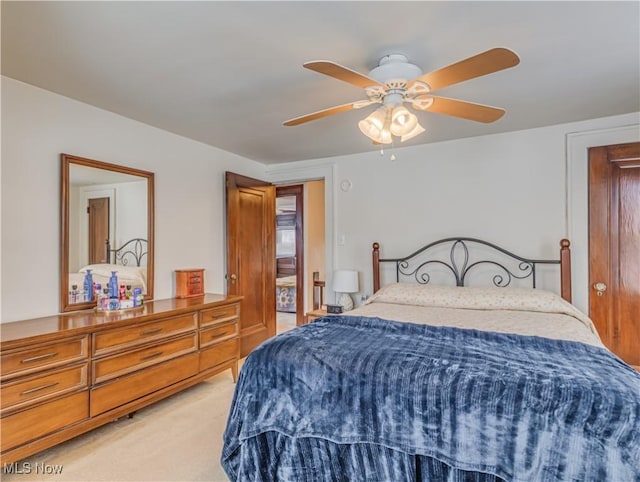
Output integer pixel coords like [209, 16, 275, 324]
[589, 142, 640, 368]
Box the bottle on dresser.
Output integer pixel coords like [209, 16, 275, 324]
[69, 284, 79, 303]
[133, 287, 143, 307]
[108, 271, 119, 298]
[94, 283, 102, 303]
[97, 288, 110, 311]
[83, 269, 94, 302]
[108, 271, 120, 310]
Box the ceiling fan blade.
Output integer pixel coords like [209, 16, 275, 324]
[283, 102, 357, 126]
[413, 95, 506, 123]
[409, 48, 520, 91]
[304, 61, 383, 89]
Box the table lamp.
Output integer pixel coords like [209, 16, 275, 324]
[333, 270, 359, 311]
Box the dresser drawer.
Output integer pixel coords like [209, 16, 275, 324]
[199, 321, 237, 349]
[1, 390, 88, 453]
[93, 313, 197, 356]
[200, 303, 239, 327]
[92, 333, 198, 384]
[199, 338, 239, 372]
[90, 353, 199, 417]
[1, 363, 88, 413]
[1, 336, 88, 380]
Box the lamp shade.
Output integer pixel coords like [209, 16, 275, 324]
[332, 270, 359, 293]
[358, 107, 392, 144]
[390, 106, 418, 136]
[400, 122, 425, 142]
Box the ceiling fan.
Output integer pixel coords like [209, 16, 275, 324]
[283, 48, 520, 145]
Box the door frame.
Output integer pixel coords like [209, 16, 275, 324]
[276, 185, 304, 325]
[267, 163, 335, 304]
[567, 123, 640, 313]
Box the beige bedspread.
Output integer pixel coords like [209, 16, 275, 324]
[276, 275, 296, 287]
[345, 284, 603, 347]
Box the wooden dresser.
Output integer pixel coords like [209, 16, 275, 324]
[0, 294, 241, 464]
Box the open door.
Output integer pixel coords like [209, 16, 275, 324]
[226, 172, 276, 357]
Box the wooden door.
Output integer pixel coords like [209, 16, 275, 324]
[226, 172, 276, 357]
[589, 142, 640, 368]
[88, 197, 109, 264]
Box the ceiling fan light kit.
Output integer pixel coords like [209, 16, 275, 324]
[358, 103, 422, 144]
[284, 48, 520, 148]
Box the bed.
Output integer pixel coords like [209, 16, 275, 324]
[276, 275, 297, 313]
[68, 238, 148, 299]
[222, 237, 640, 481]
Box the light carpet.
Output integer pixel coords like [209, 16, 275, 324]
[2, 312, 297, 482]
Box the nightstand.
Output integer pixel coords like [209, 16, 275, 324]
[305, 308, 329, 323]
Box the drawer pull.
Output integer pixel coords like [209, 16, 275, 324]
[141, 328, 163, 337]
[140, 351, 163, 361]
[21, 352, 58, 364]
[20, 382, 60, 396]
[211, 314, 227, 320]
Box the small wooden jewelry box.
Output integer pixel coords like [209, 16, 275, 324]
[175, 269, 204, 298]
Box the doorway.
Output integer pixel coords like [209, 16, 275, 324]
[276, 185, 304, 326]
[225, 172, 327, 355]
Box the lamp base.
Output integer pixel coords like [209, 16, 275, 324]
[337, 292, 354, 311]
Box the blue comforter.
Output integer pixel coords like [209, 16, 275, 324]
[222, 316, 640, 481]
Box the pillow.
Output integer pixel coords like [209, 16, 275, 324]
[366, 283, 597, 334]
[79, 264, 147, 291]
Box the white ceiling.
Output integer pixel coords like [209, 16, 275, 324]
[2, 1, 639, 165]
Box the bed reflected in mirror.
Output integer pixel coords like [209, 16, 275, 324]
[60, 154, 154, 312]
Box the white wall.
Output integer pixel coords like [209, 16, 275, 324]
[268, 113, 639, 314]
[1, 76, 266, 322]
[2, 75, 638, 322]
[304, 180, 325, 312]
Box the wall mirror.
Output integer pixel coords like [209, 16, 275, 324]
[60, 154, 155, 312]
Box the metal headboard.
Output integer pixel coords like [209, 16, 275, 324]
[106, 238, 147, 267]
[372, 237, 572, 302]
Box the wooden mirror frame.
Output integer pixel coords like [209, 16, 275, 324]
[60, 154, 155, 312]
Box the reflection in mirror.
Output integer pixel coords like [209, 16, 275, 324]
[61, 154, 154, 312]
